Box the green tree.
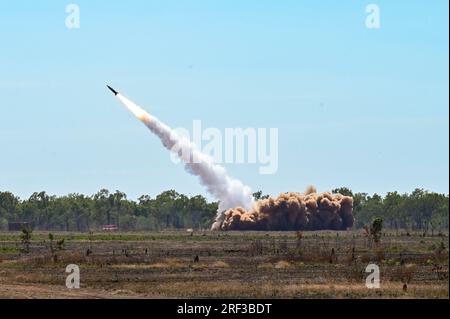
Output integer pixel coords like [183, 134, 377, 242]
[370, 217, 383, 243]
[383, 191, 404, 229]
[20, 226, 33, 253]
[332, 187, 354, 197]
[93, 189, 112, 226]
[252, 191, 270, 200]
[0, 192, 20, 229]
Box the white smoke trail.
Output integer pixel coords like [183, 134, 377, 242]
[116, 93, 254, 230]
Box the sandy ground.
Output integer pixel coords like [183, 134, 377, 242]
[0, 283, 152, 299]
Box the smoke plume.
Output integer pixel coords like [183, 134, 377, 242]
[219, 187, 354, 231]
[115, 93, 254, 229]
[115, 92, 354, 232]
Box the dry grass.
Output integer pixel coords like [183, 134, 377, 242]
[211, 261, 230, 268]
[257, 263, 273, 270]
[113, 280, 448, 299]
[274, 260, 293, 269]
[0, 230, 447, 299]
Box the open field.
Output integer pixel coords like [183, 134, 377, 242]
[0, 230, 448, 299]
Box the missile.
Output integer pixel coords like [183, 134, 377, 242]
[108, 85, 148, 121]
[107, 85, 118, 96]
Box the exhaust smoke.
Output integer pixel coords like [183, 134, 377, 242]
[110, 87, 354, 231]
[112, 90, 254, 229]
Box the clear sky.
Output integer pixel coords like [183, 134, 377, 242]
[0, 0, 448, 201]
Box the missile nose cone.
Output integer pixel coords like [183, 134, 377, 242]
[107, 85, 118, 96]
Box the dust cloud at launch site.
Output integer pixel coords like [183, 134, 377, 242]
[220, 186, 354, 231]
[111, 88, 354, 231]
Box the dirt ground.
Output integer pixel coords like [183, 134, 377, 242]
[0, 230, 448, 299]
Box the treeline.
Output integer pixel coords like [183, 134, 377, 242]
[332, 187, 449, 232]
[0, 190, 218, 231]
[0, 188, 448, 232]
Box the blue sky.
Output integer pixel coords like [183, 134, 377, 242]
[0, 0, 448, 200]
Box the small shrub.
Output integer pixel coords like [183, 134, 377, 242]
[20, 227, 32, 253]
[249, 240, 264, 256]
[57, 238, 65, 250]
[371, 218, 383, 243]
